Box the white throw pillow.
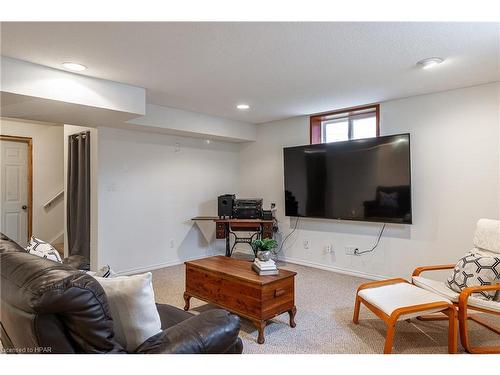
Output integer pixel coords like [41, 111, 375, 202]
[25, 236, 62, 263]
[94, 272, 162, 351]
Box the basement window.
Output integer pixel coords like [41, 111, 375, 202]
[310, 104, 379, 144]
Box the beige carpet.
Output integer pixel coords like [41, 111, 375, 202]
[151, 257, 500, 354]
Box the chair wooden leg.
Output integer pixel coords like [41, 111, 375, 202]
[459, 309, 500, 354]
[384, 321, 396, 354]
[353, 296, 361, 324]
[458, 302, 472, 353]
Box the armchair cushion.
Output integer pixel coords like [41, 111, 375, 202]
[412, 276, 459, 302]
[468, 296, 500, 312]
[446, 252, 500, 300]
[473, 218, 500, 254]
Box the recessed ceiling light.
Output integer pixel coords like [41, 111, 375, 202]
[236, 104, 250, 110]
[62, 62, 87, 72]
[416, 57, 444, 70]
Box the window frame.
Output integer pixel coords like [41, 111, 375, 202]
[310, 104, 380, 144]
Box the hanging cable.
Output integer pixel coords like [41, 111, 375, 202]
[274, 216, 300, 255]
[354, 223, 386, 255]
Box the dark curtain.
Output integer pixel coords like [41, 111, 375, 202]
[67, 131, 90, 258]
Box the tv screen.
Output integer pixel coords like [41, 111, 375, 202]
[283, 133, 411, 224]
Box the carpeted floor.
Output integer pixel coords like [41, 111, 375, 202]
[151, 257, 500, 354]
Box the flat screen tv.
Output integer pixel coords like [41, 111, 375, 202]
[283, 133, 411, 224]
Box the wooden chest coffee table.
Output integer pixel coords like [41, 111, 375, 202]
[184, 255, 297, 344]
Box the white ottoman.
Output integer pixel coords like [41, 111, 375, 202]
[353, 279, 457, 353]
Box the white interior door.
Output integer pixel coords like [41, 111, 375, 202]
[1, 140, 29, 247]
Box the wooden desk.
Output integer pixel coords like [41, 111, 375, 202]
[191, 217, 274, 257]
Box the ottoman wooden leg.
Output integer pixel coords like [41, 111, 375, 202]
[384, 321, 396, 354]
[353, 296, 361, 324]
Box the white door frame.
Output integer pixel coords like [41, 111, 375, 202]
[0, 134, 33, 240]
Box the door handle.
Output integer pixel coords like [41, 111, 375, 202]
[22, 205, 28, 210]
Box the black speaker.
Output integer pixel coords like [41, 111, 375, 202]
[218, 194, 235, 218]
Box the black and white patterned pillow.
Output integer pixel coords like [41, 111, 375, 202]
[25, 236, 62, 263]
[446, 252, 500, 300]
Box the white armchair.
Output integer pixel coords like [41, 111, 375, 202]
[412, 219, 500, 354]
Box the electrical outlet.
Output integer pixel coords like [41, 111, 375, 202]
[345, 246, 358, 255]
[303, 240, 310, 250]
[169, 239, 175, 248]
[325, 244, 333, 254]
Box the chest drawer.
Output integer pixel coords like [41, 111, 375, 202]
[260, 277, 295, 319]
[185, 266, 263, 318]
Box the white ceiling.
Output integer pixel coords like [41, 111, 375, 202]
[1, 22, 499, 124]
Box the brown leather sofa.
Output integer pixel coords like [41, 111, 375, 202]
[0, 233, 243, 354]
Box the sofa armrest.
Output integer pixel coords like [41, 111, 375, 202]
[134, 309, 241, 354]
[412, 264, 455, 277]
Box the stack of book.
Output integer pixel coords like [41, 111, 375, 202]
[252, 258, 279, 276]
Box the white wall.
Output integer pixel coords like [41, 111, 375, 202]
[239, 83, 500, 280]
[0, 118, 64, 243]
[96, 126, 240, 274]
[127, 104, 257, 142]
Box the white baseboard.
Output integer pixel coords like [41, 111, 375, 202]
[115, 254, 209, 275]
[115, 253, 388, 281]
[277, 256, 387, 281]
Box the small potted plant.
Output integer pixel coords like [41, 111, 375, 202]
[251, 238, 278, 261]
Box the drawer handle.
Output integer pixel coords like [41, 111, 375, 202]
[274, 288, 285, 297]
